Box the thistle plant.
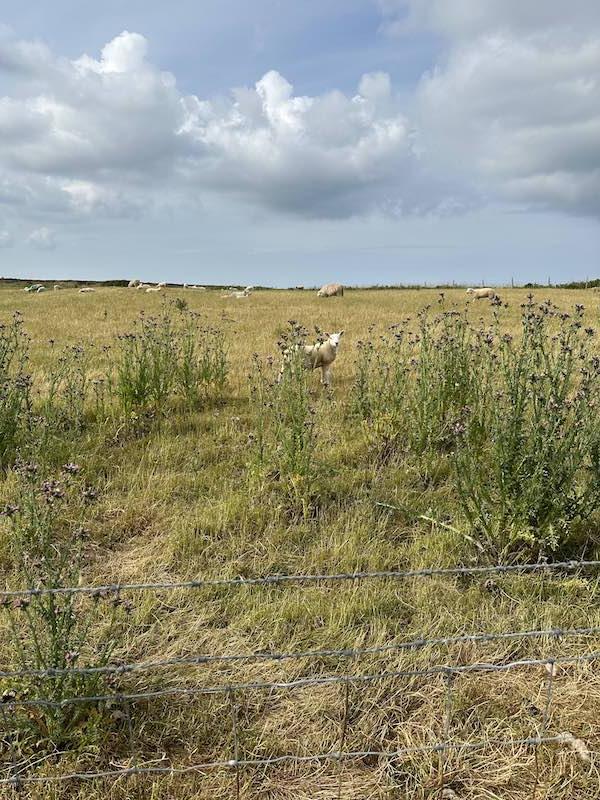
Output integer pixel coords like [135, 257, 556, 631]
[175, 308, 228, 407]
[0, 461, 125, 747]
[42, 343, 91, 433]
[0, 313, 32, 470]
[454, 299, 600, 555]
[115, 306, 228, 413]
[248, 321, 319, 514]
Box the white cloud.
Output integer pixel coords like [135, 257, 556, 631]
[28, 226, 56, 250]
[0, 29, 461, 223]
[380, 1, 600, 218]
[181, 67, 460, 217]
[0, 230, 13, 248]
[1, 17, 599, 230]
[61, 180, 144, 218]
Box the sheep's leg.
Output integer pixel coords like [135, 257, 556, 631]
[321, 365, 332, 386]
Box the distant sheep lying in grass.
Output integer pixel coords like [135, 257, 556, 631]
[157, 281, 167, 288]
[466, 287, 498, 300]
[128, 279, 141, 288]
[79, 287, 95, 293]
[222, 286, 253, 299]
[318, 283, 344, 297]
[279, 331, 344, 386]
[146, 286, 163, 293]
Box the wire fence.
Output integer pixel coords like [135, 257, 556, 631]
[1, 558, 599, 794]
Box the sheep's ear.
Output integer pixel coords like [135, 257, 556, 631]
[339, 330, 345, 336]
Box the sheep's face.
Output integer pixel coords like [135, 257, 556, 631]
[327, 331, 344, 348]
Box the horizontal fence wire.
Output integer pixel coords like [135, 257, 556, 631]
[0, 624, 599, 681]
[0, 558, 599, 599]
[0, 735, 573, 786]
[2, 648, 600, 710]
[1, 560, 600, 788]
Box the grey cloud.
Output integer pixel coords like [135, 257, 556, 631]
[28, 226, 56, 249]
[380, 0, 600, 38]
[3, 18, 599, 228]
[376, 0, 600, 219]
[0, 31, 460, 222]
[0, 230, 13, 247]
[417, 29, 600, 218]
[0, 30, 53, 75]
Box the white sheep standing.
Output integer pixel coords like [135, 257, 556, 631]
[466, 287, 498, 300]
[53, 284, 61, 291]
[279, 331, 345, 386]
[128, 279, 141, 288]
[157, 281, 167, 288]
[317, 283, 344, 298]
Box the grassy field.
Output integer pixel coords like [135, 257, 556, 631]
[1, 285, 600, 799]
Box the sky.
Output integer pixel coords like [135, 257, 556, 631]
[0, 0, 598, 286]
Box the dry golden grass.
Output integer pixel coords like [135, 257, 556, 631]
[0, 285, 600, 799]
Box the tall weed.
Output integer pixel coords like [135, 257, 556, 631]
[0, 313, 32, 469]
[115, 312, 176, 411]
[175, 309, 228, 406]
[0, 462, 124, 748]
[42, 343, 91, 433]
[350, 299, 496, 468]
[115, 306, 228, 413]
[249, 321, 319, 514]
[454, 299, 600, 554]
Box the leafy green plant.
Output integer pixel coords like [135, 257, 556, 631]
[454, 299, 600, 555]
[0, 312, 32, 470]
[115, 306, 228, 413]
[175, 309, 228, 407]
[350, 300, 495, 467]
[249, 321, 319, 514]
[0, 462, 124, 748]
[42, 343, 91, 433]
[114, 312, 177, 411]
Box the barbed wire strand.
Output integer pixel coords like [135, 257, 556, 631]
[1, 559, 599, 600]
[0, 625, 600, 678]
[0, 735, 574, 785]
[3, 648, 600, 711]
[1, 624, 599, 681]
